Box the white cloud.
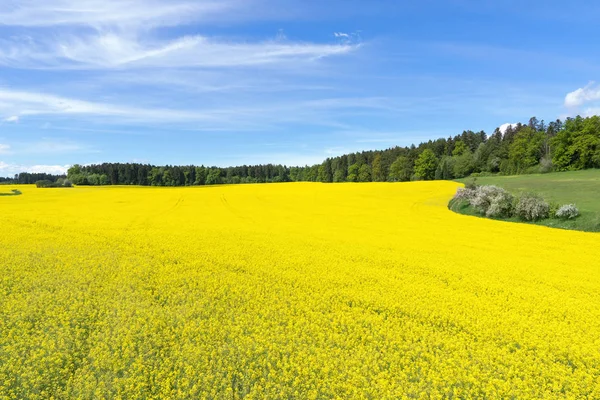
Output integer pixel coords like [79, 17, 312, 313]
[333, 31, 361, 46]
[334, 32, 350, 38]
[0, 161, 70, 176]
[2, 116, 19, 123]
[303, 97, 392, 110]
[0, 33, 357, 70]
[0, 0, 235, 28]
[0, 87, 389, 130]
[20, 140, 94, 155]
[0, 140, 94, 157]
[27, 164, 71, 175]
[0, 0, 362, 135]
[0, 88, 223, 122]
[499, 123, 517, 134]
[582, 107, 600, 117]
[95, 69, 335, 94]
[0, 1, 357, 71]
[565, 82, 600, 108]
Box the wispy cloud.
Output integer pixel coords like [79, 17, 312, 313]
[94, 70, 335, 94]
[0, 87, 390, 132]
[303, 97, 392, 110]
[333, 31, 362, 46]
[0, 138, 96, 159]
[0, 0, 237, 28]
[334, 129, 457, 149]
[0, 33, 357, 70]
[0, 144, 11, 154]
[0, 88, 229, 123]
[0, 1, 357, 71]
[19, 140, 95, 155]
[0, 0, 365, 160]
[2, 116, 19, 123]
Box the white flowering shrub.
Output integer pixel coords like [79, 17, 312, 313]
[453, 184, 577, 224]
[515, 194, 549, 221]
[485, 195, 513, 218]
[469, 185, 514, 218]
[453, 187, 476, 201]
[555, 204, 580, 220]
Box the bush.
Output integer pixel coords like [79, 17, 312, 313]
[515, 193, 549, 221]
[539, 156, 553, 174]
[35, 179, 72, 188]
[464, 178, 478, 190]
[524, 165, 542, 175]
[555, 204, 580, 220]
[35, 180, 56, 188]
[453, 187, 476, 201]
[469, 172, 496, 178]
[470, 185, 514, 218]
[452, 184, 579, 224]
[485, 194, 514, 218]
[549, 201, 560, 218]
[593, 150, 600, 168]
[487, 156, 501, 173]
[56, 178, 73, 187]
[453, 185, 514, 218]
[453, 151, 475, 178]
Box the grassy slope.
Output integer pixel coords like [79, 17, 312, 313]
[454, 169, 600, 232]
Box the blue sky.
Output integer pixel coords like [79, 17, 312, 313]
[1, 0, 600, 176]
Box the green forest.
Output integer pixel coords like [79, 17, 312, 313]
[5, 115, 600, 186]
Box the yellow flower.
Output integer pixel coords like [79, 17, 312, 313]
[0, 181, 599, 398]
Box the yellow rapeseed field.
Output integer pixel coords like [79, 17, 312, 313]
[1, 182, 600, 399]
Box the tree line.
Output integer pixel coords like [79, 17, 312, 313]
[1, 172, 66, 184]
[66, 163, 292, 186]
[298, 115, 598, 182]
[3, 115, 599, 186]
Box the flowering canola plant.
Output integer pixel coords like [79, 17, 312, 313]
[1, 182, 599, 399]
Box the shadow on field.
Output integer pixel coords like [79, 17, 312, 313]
[0, 189, 22, 196]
